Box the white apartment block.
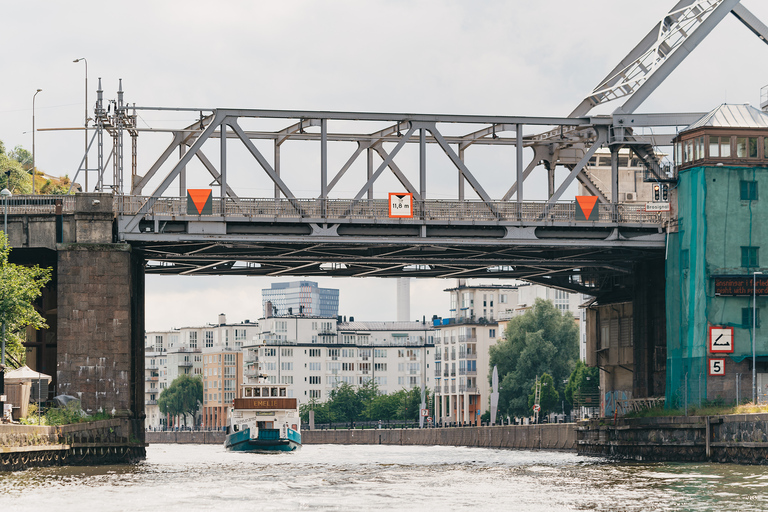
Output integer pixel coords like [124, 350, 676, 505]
[242, 316, 436, 405]
[143, 314, 260, 429]
[434, 281, 585, 425]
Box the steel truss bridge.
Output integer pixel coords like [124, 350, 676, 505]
[52, 0, 768, 295]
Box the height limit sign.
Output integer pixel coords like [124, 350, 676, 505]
[389, 193, 414, 218]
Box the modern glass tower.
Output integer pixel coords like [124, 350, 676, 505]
[262, 281, 339, 317]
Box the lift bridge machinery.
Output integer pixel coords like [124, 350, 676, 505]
[58, 0, 768, 296]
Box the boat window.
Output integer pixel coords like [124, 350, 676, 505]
[245, 387, 252, 397]
[749, 137, 759, 158]
[280, 388, 286, 397]
[271, 387, 278, 397]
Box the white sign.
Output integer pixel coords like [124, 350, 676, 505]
[709, 326, 734, 353]
[709, 358, 726, 376]
[389, 193, 414, 218]
[420, 408, 429, 417]
[645, 202, 670, 212]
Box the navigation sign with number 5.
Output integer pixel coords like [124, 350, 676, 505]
[709, 358, 726, 376]
[709, 326, 734, 353]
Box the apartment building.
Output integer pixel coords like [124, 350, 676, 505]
[201, 350, 243, 428]
[434, 281, 584, 425]
[242, 316, 435, 404]
[143, 314, 260, 429]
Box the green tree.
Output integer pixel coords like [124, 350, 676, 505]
[0, 232, 51, 366]
[565, 360, 599, 411]
[158, 374, 203, 427]
[527, 373, 560, 417]
[489, 298, 579, 418]
[328, 382, 364, 424]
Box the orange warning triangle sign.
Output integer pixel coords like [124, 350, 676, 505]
[188, 189, 212, 214]
[576, 195, 598, 220]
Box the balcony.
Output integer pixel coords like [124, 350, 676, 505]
[434, 369, 441, 377]
[459, 386, 478, 394]
[434, 337, 441, 345]
[450, 353, 456, 360]
[145, 400, 158, 405]
[464, 352, 477, 360]
[145, 376, 158, 382]
[466, 370, 477, 376]
[450, 371, 456, 377]
[145, 365, 158, 370]
[178, 361, 193, 367]
[434, 352, 441, 361]
[244, 367, 261, 378]
[443, 372, 449, 378]
[450, 385, 456, 393]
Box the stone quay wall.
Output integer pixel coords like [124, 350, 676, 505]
[303, 423, 577, 450]
[578, 413, 768, 464]
[0, 419, 145, 471]
[145, 430, 226, 444]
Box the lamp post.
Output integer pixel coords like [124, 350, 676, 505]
[754, 271, 763, 403]
[1, 187, 10, 235]
[73, 58, 88, 191]
[32, 89, 42, 195]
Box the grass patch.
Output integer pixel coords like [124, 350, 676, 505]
[19, 402, 113, 426]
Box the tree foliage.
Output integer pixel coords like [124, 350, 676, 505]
[565, 360, 600, 406]
[158, 374, 203, 427]
[0, 232, 51, 367]
[0, 139, 72, 194]
[527, 373, 560, 417]
[489, 298, 579, 418]
[299, 382, 430, 424]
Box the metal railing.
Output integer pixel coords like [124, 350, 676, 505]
[115, 196, 665, 225]
[0, 195, 76, 214]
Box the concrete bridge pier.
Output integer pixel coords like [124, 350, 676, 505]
[4, 193, 145, 437]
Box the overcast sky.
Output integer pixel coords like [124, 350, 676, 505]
[2, 0, 768, 330]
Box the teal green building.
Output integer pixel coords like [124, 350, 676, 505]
[667, 104, 768, 407]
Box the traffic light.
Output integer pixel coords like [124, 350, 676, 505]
[653, 184, 661, 201]
[661, 184, 668, 201]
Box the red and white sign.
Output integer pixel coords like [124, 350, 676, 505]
[709, 326, 734, 353]
[389, 193, 414, 218]
[420, 408, 429, 417]
[709, 358, 726, 376]
[532, 404, 541, 412]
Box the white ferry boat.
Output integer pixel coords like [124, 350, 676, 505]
[224, 384, 301, 453]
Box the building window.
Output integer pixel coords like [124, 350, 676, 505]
[281, 362, 293, 371]
[281, 348, 293, 357]
[188, 332, 197, 349]
[309, 390, 321, 399]
[309, 376, 321, 385]
[741, 181, 758, 201]
[742, 246, 759, 268]
[235, 329, 246, 341]
[743, 307, 761, 328]
[205, 331, 214, 348]
[309, 349, 321, 357]
[489, 329, 496, 338]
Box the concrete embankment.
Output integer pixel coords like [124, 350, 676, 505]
[578, 413, 768, 464]
[303, 423, 577, 450]
[0, 419, 145, 471]
[145, 430, 226, 444]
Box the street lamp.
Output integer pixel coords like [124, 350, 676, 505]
[32, 89, 42, 195]
[73, 58, 88, 191]
[1, 187, 10, 235]
[754, 271, 763, 404]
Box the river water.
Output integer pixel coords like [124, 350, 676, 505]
[2, 444, 768, 511]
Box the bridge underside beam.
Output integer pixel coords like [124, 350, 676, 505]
[138, 239, 661, 295]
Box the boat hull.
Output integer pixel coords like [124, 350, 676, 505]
[224, 428, 301, 453]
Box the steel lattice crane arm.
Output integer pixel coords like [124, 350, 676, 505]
[569, 0, 754, 117]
